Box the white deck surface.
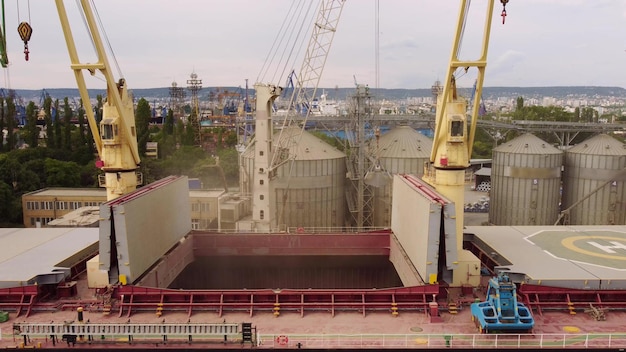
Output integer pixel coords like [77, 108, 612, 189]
[465, 225, 626, 289]
[0, 227, 98, 287]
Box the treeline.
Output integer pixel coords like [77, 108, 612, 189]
[471, 96, 624, 159]
[0, 92, 240, 226]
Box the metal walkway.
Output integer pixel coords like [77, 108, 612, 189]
[13, 322, 240, 338]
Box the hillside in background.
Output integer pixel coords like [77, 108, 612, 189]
[9, 86, 626, 103]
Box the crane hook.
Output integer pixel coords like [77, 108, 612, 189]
[500, 0, 509, 24]
[17, 22, 33, 61]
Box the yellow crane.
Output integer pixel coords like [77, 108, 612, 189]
[423, 0, 509, 286]
[55, 0, 141, 201]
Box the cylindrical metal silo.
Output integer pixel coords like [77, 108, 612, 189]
[562, 134, 626, 225]
[241, 126, 346, 229]
[370, 126, 432, 227]
[489, 133, 563, 225]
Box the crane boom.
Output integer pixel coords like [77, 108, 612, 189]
[0, 0, 7, 68]
[269, 0, 346, 172]
[424, 0, 502, 286]
[251, 0, 345, 232]
[55, 0, 141, 200]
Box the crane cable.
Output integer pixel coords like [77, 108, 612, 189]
[16, 0, 32, 61]
[257, 0, 299, 83]
[455, 0, 510, 81]
[452, 0, 470, 81]
[77, 0, 123, 82]
[257, 0, 315, 87]
[1, 0, 10, 89]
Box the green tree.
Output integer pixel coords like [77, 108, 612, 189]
[516, 96, 524, 111]
[22, 101, 39, 148]
[54, 99, 62, 149]
[23, 158, 45, 188]
[44, 158, 81, 187]
[216, 148, 240, 186]
[153, 145, 207, 179]
[311, 131, 345, 151]
[95, 95, 103, 124]
[83, 103, 96, 156]
[0, 97, 4, 152]
[135, 98, 151, 156]
[185, 112, 198, 146]
[223, 129, 238, 148]
[0, 152, 40, 194]
[471, 127, 496, 159]
[63, 97, 73, 150]
[0, 180, 19, 224]
[5, 96, 17, 151]
[164, 108, 174, 135]
[77, 98, 87, 147]
[175, 118, 185, 146]
[580, 107, 595, 122]
[44, 96, 54, 148]
[215, 128, 224, 150]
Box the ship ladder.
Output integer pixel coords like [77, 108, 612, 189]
[448, 301, 458, 315]
[567, 294, 576, 315]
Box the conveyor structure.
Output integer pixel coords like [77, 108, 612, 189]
[13, 322, 242, 346]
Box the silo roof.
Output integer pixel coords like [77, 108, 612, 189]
[567, 134, 626, 156]
[494, 133, 562, 154]
[241, 126, 345, 160]
[282, 126, 345, 160]
[373, 126, 432, 158]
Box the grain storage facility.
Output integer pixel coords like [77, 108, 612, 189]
[369, 126, 432, 227]
[240, 126, 346, 229]
[562, 134, 626, 225]
[489, 133, 563, 225]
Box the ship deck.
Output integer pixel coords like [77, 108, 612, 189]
[3, 286, 626, 350]
[466, 225, 626, 290]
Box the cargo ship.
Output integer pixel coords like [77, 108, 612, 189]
[2, 134, 626, 350]
[2, 0, 626, 350]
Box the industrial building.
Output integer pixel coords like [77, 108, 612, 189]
[489, 133, 626, 226]
[561, 133, 626, 225]
[489, 133, 563, 225]
[22, 187, 228, 230]
[370, 125, 433, 227]
[239, 126, 347, 230]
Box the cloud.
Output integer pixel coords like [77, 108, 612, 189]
[490, 50, 526, 73]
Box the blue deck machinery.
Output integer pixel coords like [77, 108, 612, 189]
[471, 273, 535, 333]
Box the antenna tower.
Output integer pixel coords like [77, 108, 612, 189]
[169, 81, 186, 120]
[187, 72, 203, 146]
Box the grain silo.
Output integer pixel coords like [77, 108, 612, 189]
[562, 134, 626, 225]
[240, 126, 346, 229]
[489, 133, 563, 225]
[369, 126, 432, 227]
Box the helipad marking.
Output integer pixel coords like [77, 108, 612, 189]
[562, 236, 626, 261]
[525, 230, 626, 270]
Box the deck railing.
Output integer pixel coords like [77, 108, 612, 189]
[259, 332, 626, 349]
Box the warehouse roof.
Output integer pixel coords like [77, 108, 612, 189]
[0, 227, 99, 288]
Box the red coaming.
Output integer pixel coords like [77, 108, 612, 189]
[115, 284, 440, 318]
[400, 174, 448, 205]
[192, 231, 391, 256]
[106, 175, 181, 205]
[0, 285, 38, 317]
[518, 283, 626, 315]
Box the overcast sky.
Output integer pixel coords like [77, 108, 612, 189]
[2, 0, 625, 91]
